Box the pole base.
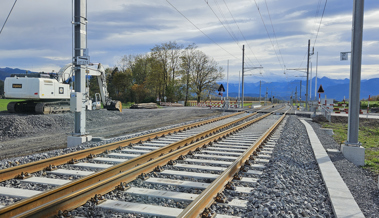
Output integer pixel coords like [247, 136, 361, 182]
[67, 135, 92, 148]
[341, 144, 365, 166]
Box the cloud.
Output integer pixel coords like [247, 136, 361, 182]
[0, 0, 377, 83]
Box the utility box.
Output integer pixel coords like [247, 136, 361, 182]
[70, 92, 82, 112]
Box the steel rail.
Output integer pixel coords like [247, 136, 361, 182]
[178, 109, 289, 218]
[0, 112, 244, 182]
[0, 111, 256, 217]
[9, 107, 285, 218]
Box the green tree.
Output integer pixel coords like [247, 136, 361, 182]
[0, 80, 4, 96]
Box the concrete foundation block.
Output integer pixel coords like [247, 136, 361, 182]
[341, 144, 365, 166]
[67, 135, 92, 148]
[320, 128, 334, 136]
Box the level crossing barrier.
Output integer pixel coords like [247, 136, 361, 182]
[160, 102, 172, 106]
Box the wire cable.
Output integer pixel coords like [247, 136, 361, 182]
[221, 0, 261, 66]
[0, 0, 18, 36]
[205, 0, 256, 67]
[204, 1, 241, 49]
[298, 0, 327, 68]
[263, 0, 286, 70]
[313, 0, 328, 47]
[166, 0, 238, 59]
[250, 0, 284, 71]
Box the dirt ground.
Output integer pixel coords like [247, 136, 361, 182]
[0, 108, 223, 160]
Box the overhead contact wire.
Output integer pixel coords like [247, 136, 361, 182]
[221, 0, 261, 67]
[166, 0, 238, 59]
[0, 0, 18, 36]
[250, 0, 284, 71]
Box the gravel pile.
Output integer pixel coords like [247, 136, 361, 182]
[0, 108, 223, 159]
[0, 110, 231, 169]
[307, 119, 379, 217]
[0, 115, 71, 140]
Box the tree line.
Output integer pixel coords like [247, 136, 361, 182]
[89, 41, 224, 105]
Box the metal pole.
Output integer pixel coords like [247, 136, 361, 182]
[238, 71, 240, 99]
[265, 87, 268, 106]
[347, 0, 365, 145]
[271, 90, 273, 104]
[291, 91, 293, 105]
[306, 39, 310, 111]
[227, 60, 229, 99]
[74, 0, 87, 135]
[241, 45, 245, 108]
[310, 62, 312, 105]
[300, 80, 302, 105]
[259, 80, 261, 104]
[315, 52, 318, 100]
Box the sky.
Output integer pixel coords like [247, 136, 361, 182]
[0, 0, 378, 83]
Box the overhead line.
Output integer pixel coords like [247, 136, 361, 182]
[205, 0, 257, 67]
[299, 0, 327, 68]
[250, 0, 284, 71]
[213, 0, 240, 45]
[221, 0, 262, 66]
[313, 0, 328, 47]
[212, 0, 256, 67]
[0, 0, 18, 36]
[204, 1, 241, 50]
[263, 0, 286, 70]
[166, 0, 238, 59]
[310, 0, 323, 42]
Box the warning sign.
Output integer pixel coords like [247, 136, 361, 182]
[317, 85, 325, 93]
[218, 84, 225, 92]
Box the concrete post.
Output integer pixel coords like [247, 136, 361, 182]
[344, 0, 365, 166]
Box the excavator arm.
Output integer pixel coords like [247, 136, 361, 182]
[58, 63, 122, 112]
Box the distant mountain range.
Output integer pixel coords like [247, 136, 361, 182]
[0, 67, 37, 81]
[221, 77, 379, 101]
[1, 67, 378, 101]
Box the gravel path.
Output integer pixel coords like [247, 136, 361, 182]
[307, 119, 379, 217]
[0, 108, 222, 160]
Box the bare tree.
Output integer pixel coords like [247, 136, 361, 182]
[180, 43, 197, 106]
[192, 50, 224, 103]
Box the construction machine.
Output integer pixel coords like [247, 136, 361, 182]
[4, 63, 122, 114]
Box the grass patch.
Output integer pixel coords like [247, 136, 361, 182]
[121, 102, 135, 109]
[0, 99, 26, 111]
[243, 102, 253, 107]
[121, 102, 162, 109]
[321, 122, 379, 174]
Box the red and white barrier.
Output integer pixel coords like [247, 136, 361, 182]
[160, 102, 172, 106]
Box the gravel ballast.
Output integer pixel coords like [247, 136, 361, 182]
[307, 119, 379, 217]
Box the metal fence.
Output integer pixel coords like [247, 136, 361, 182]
[320, 104, 332, 122]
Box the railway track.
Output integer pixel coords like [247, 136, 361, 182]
[0, 105, 288, 217]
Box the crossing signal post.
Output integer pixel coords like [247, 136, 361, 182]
[218, 84, 225, 106]
[317, 85, 324, 106]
